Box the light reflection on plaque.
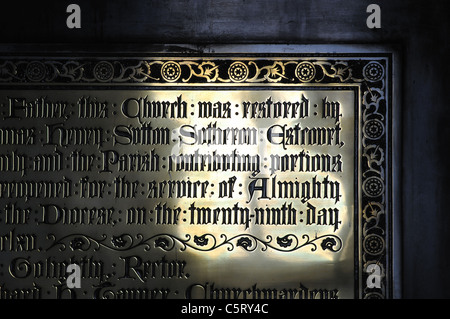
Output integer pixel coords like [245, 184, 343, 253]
[0, 51, 395, 299]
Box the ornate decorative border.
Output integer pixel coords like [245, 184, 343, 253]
[0, 53, 392, 299]
[45, 232, 343, 253]
[1, 57, 379, 84]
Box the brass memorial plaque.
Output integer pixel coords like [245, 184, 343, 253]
[0, 46, 397, 299]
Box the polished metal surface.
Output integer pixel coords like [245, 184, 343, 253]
[0, 48, 395, 299]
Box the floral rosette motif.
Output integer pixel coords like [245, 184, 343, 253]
[363, 119, 385, 140]
[161, 61, 182, 82]
[295, 61, 316, 82]
[363, 234, 385, 255]
[363, 61, 384, 82]
[363, 176, 384, 198]
[93, 61, 115, 82]
[228, 61, 249, 82]
[25, 61, 47, 82]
